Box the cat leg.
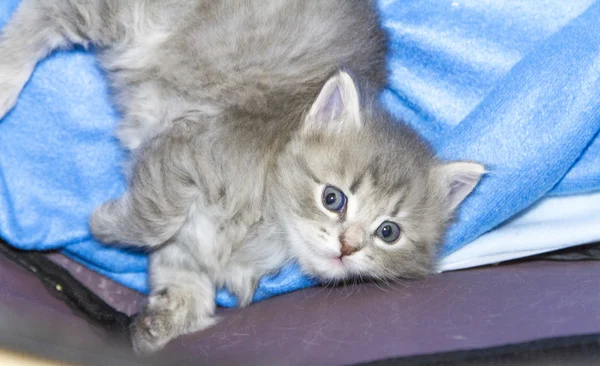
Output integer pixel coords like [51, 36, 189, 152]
[90, 126, 202, 247]
[220, 225, 287, 307]
[0, 0, 122, 117]
[131, 245, 218, 355]
[222, 264, 260, 307]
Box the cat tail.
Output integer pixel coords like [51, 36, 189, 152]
[0, 0, 121, 118]
[90, 129, 203, 249]
[89, 193, 186, 249]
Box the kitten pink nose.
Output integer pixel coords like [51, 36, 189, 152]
[339, 234, 358, 257]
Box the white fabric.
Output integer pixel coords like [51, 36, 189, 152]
[438, 191, 600, 272]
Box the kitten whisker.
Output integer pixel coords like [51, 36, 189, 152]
[371, 280, 391, 294]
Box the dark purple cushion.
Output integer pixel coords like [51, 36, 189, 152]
[0, 253, 599, 365]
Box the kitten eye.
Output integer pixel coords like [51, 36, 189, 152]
[322, 185, 347, 213]
[375, 221, 401, 243]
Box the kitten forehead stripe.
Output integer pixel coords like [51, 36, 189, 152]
[391, 198, 405, 217]
[350, 171, 365, 194]
[295, 155, 321, 184]
[367, 161, 381, 183]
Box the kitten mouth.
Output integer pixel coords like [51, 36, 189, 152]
[331, 256, 346, 266]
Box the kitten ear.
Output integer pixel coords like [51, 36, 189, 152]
[436, 161, 486, 212]
[303, 71, 362, 133]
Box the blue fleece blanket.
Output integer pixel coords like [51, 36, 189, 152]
[1, 0, 600, 307]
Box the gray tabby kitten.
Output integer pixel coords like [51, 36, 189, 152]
[0, 0, 484, 355]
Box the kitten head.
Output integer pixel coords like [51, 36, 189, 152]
[272, 71, 484, 283]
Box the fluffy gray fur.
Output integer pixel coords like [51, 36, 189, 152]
[0, 0, 484, 355]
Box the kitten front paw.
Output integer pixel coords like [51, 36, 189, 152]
[131, 288, 218, 355]
[224, 266, 259, 307]
[131, 305, 176, 355]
